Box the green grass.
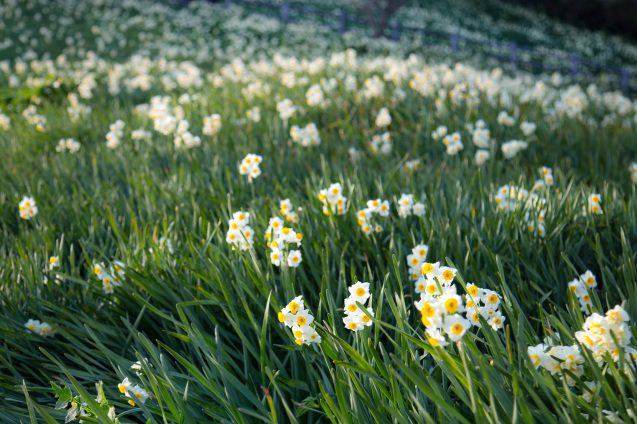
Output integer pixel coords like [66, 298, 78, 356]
[2, 0, 637, 423]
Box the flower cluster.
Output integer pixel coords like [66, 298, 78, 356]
[567, 270, 598, 313]
[343, 282, 374, 331]
[586, 193, 603, 215]
[226, 211, 254, 251]
[245, 106, 260, 122]
[22, 105, 47, 132]
[475, 149, 490, 165]
[497, 110, 515, 126]
[576, 305, 634, 366]
[431, 125, 447, 141]
[118, 377, 150, 407]
[318, 183, 348, 216]
[538, 166, 554, 186]
[238, 153, 263, 182]
[494, 184, 547, 236]
[290, 123, 320, 147]
[276, 98, 296, 120]
[202, 113, 222, 136]
[25, 319, 55, 337]
[527, 344, 584, 386]
[279, 198, 299, 223]
[501, 140, 528, 159]
[19, 196, 38, 220]
[464, 284, 506, 330]
[174, 121, 201, 149]
[493, 184, 545, 213]
[368, 132, 392, 154]
[131, 129, 152, 141]
[442, 131, 463, 155]
[106, 119, 125, 149]
[146, 96, 177, 135]
[375, 107, 391, 127]
[93, 260, 125, 294]
[520, 121, 537, 136]
[278, 295, 321, 345]
[403, 159, 421, 173]
[471, 121, 491, 148]
[396, 193, 425, 218]
[528, 304, 634, 386]
[306, 84, 328, 108]
[67, 93, 91, 123]
[406, 243, 429, 280]
[413, 262, 471, 346]
[265, 217, 302, 268]
[356, 199, 390, 234]
[55, 138, 81, 153]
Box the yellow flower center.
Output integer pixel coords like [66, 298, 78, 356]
[422, 303, 435, 317]
[451, 324, 464, 335]
[444, 298, 458, 313]
[356, 288, 365, 297]
[422, 263, 434, 274]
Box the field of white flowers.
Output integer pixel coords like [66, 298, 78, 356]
[2, 0, 637, 423]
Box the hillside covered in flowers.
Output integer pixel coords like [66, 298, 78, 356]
[2, 0, 637, 423]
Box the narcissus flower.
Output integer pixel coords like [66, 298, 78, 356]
[24, 319, 55, 337]
[226, 211, 254, 251]
[279, 295, 320, 345]
[319, 182, 348, 215]
[375, 107, 391, 127]
[238, 153, 263, 182]
[19, 196, 38, 219]
[343, 282, 375, 331]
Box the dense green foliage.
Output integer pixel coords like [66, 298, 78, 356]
[2, 0, 637, 423]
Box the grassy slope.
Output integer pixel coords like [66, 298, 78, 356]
[1, 1, 637, 423]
